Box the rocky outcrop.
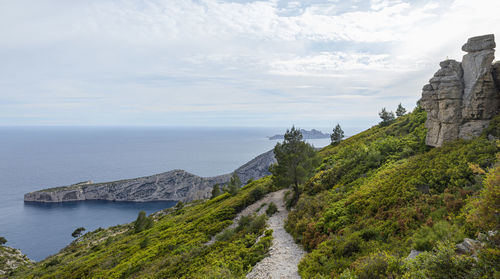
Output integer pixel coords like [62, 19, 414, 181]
[268, 129, 329, 140]
[420, 34, 500, 147]
[0, 246, 34, 277]
[24, 149, 276, 203]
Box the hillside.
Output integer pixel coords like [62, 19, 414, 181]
[9, 107, 499, 278]
[287, 108, 499, 278]
[12, 178, 279, 278]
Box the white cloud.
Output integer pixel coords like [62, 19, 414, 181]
[0, 0, 499, 127]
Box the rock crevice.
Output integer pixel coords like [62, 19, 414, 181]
[421, 34, 500, 147]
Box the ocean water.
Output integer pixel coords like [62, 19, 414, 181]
[0, 126, 333, 261]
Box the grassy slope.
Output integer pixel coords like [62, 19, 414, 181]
[286, 108, 500, 278]
[13, 177, 277, 279]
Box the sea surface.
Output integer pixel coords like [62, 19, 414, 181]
[0, 126, 336, 261]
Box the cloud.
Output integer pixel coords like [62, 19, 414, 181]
[0, 0, 499, 128]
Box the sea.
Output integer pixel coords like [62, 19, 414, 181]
[0, 126, 338, 261]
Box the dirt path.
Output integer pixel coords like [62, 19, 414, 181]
[246, 189, 306, 279]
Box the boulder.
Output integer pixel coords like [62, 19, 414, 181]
[455, 238, 482, 255]
[461, 34, 496, 52]
[406, 250, 423, 260]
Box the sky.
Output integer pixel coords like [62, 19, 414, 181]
[0, 0, 499, 129]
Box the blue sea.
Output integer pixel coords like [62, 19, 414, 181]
[0, 126, 338, 261]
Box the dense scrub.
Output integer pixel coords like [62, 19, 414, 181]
[12, 177, 277, 279]
[286, 108, 500, 278]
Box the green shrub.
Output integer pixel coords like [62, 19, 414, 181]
[404, 241, 476, 279]
[139, 237, 149, 249]
[266, 202, 278, 216]
[411, 221, 465, 251]
[134, 211, 153, 233]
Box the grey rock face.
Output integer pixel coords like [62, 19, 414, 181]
[406, 250, 422, 260]
[462, 34, 496, 52]
[455, 238, 482, 255]
[420, 34, 500, 147]
[24, 149, 276, 203]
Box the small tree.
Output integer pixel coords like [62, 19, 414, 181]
[0, 236, 6, 245]
[330, 123, 344, 145]
[270, 126, 319, 205]
[134, 211, 153, 233]
[225, 173, 242, 195]
[396, 103, 407, 117]
[71, 227, 86, 238]
[211, 184, 222, 199]
[379, 108, 395, 126]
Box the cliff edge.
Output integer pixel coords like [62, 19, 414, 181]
[24, 149, 276, 203]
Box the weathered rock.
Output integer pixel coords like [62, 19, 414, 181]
[455, 238, 482, 255]
[420, 35, 500, 147]
[462, 34, 496, 52]
[406, 250, 423, 260]
[0, 246, 34, 276]
[420, 59, 464, 146]
[24, 149, 276, 203]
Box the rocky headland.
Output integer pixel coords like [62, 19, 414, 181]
[420, 34, 500, 147]
[268, 128, 329, 140]
[24, 149, 276, 203]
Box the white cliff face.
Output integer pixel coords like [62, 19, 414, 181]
[420, 34, 500, 147]
[24, 149, 276, 203]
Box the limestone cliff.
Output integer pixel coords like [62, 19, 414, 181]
[24, 149, 276, 203]
[420, 34, 500, 147]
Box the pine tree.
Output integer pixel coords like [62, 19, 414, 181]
[379, 108, 395, 126]
[396, 103, 407, 117]
[225, 173, 241, 195]
[71, 227, 86, 238]
[134, 211, 153, 233]
[0, 236, 6, 245]
[270, 126, 319, 205]
[211, 183, 222, 199]
[331, 123, 344, 145]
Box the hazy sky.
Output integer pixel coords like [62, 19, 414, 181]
[1, 0, 499, 128]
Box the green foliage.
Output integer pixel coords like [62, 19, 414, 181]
[71, 227, 86, 238]
[270, 126, 319, 205]
[351, 252, 404, 279]
[211, 184, 222, 199]
[139, 237, 149, 249]
[134, 211, 153, 233]
[404, 241, 476, 279]
[410, 221, 465, 251]
[224, 173, 242, 195]
[466, 152, 500, 233]
[379, 107, 395, 126]
[331, 123, 344, 145]
[266, 202, 278, 216]
[0, 236, 6, 246]
[396, 103, 407, 117]
[13, 177, 274, 279]
[288, 108, 499, 278]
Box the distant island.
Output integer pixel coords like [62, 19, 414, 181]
[268, 129, 329, 140]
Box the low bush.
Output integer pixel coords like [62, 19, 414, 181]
[266, 202, 278, 216]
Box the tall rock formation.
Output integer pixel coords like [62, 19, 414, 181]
[421, 34, 500, 147]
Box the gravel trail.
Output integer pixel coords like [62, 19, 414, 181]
[246, 189, 306, 279]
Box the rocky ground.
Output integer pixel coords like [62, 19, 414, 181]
[0, 246, 33, 278]
[246, 189, 306, 279]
